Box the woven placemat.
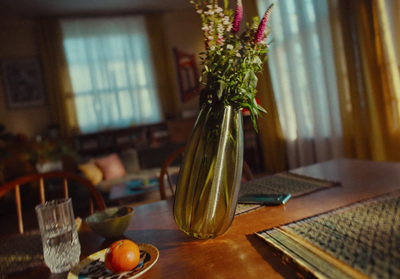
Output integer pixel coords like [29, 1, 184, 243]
[235, 172, 340, 215]
[0, 232, 44, 278]
[256, 191, 400, 279]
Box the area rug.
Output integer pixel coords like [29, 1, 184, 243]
[256, 191, 400, 279]
[235, 172, 340, 215]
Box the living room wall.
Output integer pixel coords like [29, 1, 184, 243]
[0, 15, 52, 139]
[0, 10, 203, 140]
[163, 10, 203, 117]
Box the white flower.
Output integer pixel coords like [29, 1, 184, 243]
[227, 44, 233, 50]
[215, 7, 223, 13]
[223, 17, 231, 25]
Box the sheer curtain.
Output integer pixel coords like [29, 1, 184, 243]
[257, 0, 344, 169]
[61, 16, 162, 133]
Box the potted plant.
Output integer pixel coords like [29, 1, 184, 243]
[0, 124, 33, 182]
[29, 140, 78, 173]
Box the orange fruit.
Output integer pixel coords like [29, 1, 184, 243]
[104, 239, 140, 273]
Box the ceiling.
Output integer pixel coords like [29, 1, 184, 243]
[0, 0, 193, 17]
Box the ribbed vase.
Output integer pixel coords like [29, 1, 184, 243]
[173, 102, 243, 239]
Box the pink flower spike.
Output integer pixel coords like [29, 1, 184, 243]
[254, 3, 274, 44]
[232, 0, 243, 33]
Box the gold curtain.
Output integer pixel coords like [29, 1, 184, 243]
[244, 0, 288, 173]
[36, 19, 79, 137]
[332, 0, 400, 161]
[145, 14, 178, 119]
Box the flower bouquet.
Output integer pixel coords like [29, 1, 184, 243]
[173, 0, 274, 239]
[197, 0, 273, 130]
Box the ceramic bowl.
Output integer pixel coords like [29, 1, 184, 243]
[85, 206, 135, 239]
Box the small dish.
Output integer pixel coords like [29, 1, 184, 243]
[86, 206, 134, 239]
[68, 243, 159, 279]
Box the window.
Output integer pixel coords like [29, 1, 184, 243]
[258, 0, 344, 169]
[61, 16, 161, 133]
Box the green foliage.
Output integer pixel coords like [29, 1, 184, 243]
[28, 140, 78, 164]
[192, 0, 273, 130]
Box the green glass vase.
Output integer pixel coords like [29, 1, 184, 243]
[173, 102, 244, 239]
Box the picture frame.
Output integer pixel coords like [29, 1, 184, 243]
[1, 58, 47, 109]
[173, 48, 200, 102]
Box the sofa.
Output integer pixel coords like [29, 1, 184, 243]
[76, 144, 183, 204]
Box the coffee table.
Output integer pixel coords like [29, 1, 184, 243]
[108, 178, 160, 205]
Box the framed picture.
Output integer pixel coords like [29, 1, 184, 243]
[1, 58, 47, 109]
[173, 48, 200, 102]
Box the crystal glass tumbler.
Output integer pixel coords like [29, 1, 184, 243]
[35, 198, 81, 273]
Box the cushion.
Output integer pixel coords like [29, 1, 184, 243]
[77, 160, 103, 185]
[118, 148, 141, 173]
[95, 153, 127, 181]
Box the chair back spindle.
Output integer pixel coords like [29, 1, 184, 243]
[0, 171, 106, 234]
[14, 185, 23, 234]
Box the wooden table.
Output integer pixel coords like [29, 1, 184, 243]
[7, 158, 400, 279]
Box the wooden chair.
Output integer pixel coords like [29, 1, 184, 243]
[159, 146, 254, 200]
[0, 171, 106, 234]
[158, 145, 186, 200]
